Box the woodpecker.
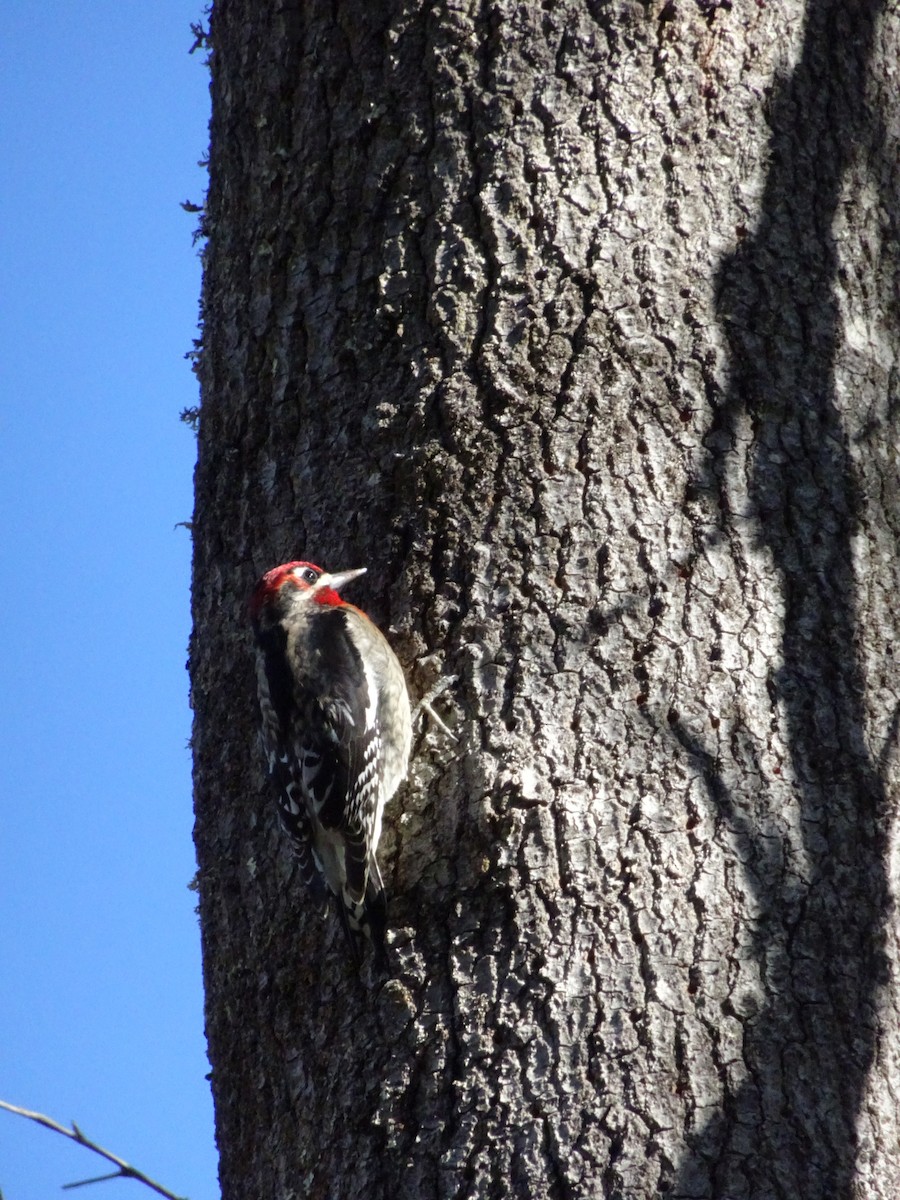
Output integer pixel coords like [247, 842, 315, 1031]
[249, 560, 412, 968]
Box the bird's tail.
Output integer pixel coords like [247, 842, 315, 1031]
[337, 860, 388, 972]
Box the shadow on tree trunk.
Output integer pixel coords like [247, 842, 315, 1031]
[674, 1, 890, 1196]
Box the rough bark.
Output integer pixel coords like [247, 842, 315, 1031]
[190, 1, 900, 1197]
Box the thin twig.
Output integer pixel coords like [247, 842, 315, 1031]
[0, 1099, 187, 1200]
[64, 1171, 127, 1189]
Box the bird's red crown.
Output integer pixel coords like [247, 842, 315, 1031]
[249, 561, 366, 619]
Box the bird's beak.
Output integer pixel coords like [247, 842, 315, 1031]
[318, 566, 367, 593]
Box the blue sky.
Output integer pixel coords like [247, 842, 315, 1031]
[0, 4, 216, 1197]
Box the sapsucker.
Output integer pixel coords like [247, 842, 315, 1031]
[249, 561, 412, 968]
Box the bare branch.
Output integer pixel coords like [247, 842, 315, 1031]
[0, 1099, 188, 1200]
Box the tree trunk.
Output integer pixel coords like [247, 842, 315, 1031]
[190, 1, 900, 1197]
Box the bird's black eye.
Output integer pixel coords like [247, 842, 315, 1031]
[303, 568, 318, 584]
